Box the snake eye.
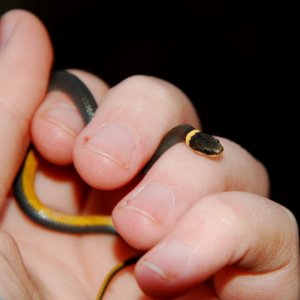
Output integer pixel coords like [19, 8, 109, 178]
[203, 148, 214, 155]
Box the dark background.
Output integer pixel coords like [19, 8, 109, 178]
[1, 1, 298, 222]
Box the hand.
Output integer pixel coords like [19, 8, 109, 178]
[0, 10, 136, 300]
[1, 9, 299, 300]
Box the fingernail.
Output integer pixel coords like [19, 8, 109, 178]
[140, 240, 190, 280]
[43, 103, 84, 138]
[120, 183, 174, 224]
[84, 123, 137, 167]
[0, 12, 16, 48]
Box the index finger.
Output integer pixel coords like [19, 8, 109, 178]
[73, 75, 200, 189]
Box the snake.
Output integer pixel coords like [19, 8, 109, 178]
[13, 70, 224, 299]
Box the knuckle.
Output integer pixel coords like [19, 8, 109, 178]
[199, 192, 248, 231]
[117, 74, 190, 111]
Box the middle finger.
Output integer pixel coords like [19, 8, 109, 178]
[113, 136, 269, 249]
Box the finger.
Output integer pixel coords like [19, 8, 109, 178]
[73, 75, 199, 189]
[0, 231, 41, 299]
[113, 137, 269, 249]
[134, 192, 299, 299]
[31, 69, 109, 165]
[0, 10, 53, 204]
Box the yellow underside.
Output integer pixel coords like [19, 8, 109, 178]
[22, 149, 113, 227]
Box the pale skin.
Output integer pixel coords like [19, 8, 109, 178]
[0, 10, 299, 300]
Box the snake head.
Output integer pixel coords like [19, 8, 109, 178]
[188, 131, 224, 157]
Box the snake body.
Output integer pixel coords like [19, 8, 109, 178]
[13, 70, 223, 299]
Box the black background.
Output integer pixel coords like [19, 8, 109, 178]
[1, 1, 298, 222]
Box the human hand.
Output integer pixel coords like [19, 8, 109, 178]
[0, 10, 138, 300]
[1, 9, 299, 300]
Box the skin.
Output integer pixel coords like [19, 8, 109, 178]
[0, 9, 299, 300]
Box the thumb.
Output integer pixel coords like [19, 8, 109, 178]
[0, 10, 52, 204]
[135, 192, 299, 299]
